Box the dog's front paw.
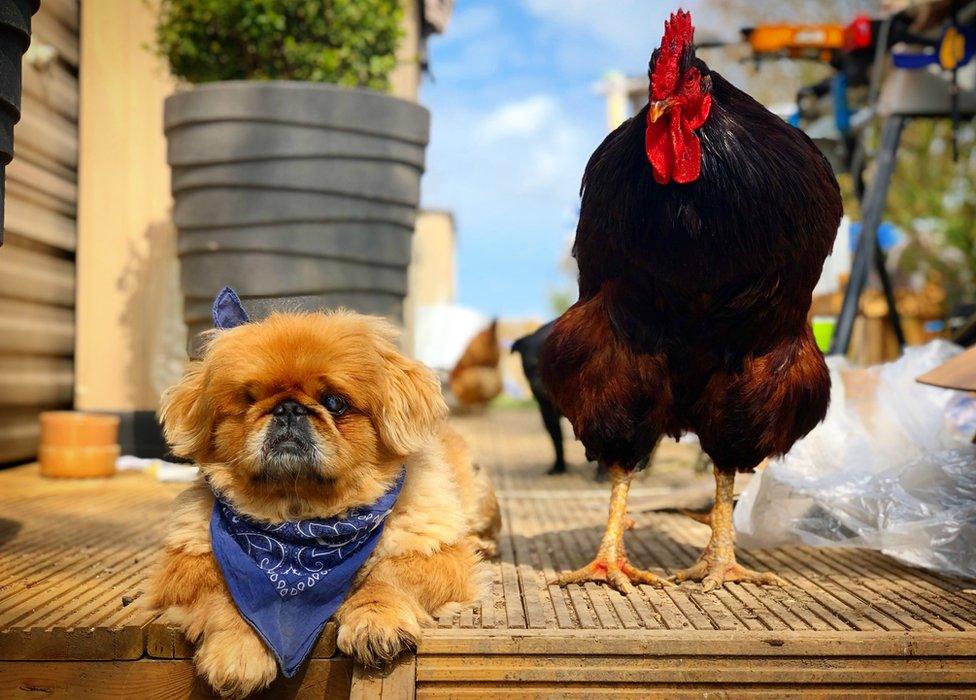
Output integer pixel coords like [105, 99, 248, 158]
[473, 535, 498, 559]
[337, 599, 422, 667]
[195, 626, 278, 698]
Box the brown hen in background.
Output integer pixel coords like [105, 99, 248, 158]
[450, 320, 503, 409]
[541, 10, 842, 592]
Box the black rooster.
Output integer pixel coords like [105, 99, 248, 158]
[541, 10, 842, 593]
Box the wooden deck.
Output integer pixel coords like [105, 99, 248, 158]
[2, 408, 976, 697]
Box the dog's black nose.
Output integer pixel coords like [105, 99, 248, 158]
[272, 400, 309, 418]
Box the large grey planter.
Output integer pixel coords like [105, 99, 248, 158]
[164, 81, 430, 352]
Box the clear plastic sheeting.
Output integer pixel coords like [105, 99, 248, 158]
[735, 340, 976, 580]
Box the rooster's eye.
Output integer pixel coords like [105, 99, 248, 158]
[321, 395, 348, 416]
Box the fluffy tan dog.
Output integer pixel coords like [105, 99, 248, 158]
[148, 311, 498, 697]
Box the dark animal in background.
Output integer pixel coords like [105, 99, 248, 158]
[541, 10, 842, 593]
[512, 321, 566, 475]
[514, 322, 661, 482]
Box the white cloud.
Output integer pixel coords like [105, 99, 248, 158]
[461, 93, 590, 198]
[421, 91, 592, 317]
[520, 0, 727, 75]
[522, 0, 678, 54]
[430, 6, 530, 84]
[440, 5, 500, 45]
[424, 91, 593, 242]
[479, 94, 559, 141]
[435, 34, 521, 82]
[520, 120, 587, 196]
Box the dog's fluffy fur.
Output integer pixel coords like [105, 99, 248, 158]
[148, 311, 498, 697]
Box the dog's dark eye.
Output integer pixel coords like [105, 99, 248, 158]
[321, 394, 348, 416]
[241, 383, 260, 404]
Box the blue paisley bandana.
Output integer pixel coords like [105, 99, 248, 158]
[209, 470, 405, 677]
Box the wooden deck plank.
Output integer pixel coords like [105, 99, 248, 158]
[536, 496, 598, 629]
[654, 515, 798, 631]
[0, 469, 181, 663]
[805, 548, 959, 632]
[623, 527, 698, 631]
[826, 549, 976, 628]
[415, 654, 976, 683]
[524, 498, 576, 629]
[506, 499, 550, 629]
[741, 549, 860, 631]
[778, 549, 915, 631]
[477, 563, 500, 630]
[417, 627, 976, 655]
[632, 531, 719, 631]
[736, 550, 841, 632]
[350, 655, 414, 700]
[415, 657, 976, 696]
[0, 658, 353, 698]
[747, 547, 886, 631]
[496, 507, 527, 630]
[644, 526, 748, 631]
[416, 686, 976, 698]
[0, 408, 974, 696]
[7, 542, 161, 630]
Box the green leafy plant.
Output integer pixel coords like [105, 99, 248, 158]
[154, 0, 403, 90]
[885, 120, 976, 310]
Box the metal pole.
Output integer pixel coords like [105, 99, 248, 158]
[875, 235, 907, 349]
[829, 115, 906, 356]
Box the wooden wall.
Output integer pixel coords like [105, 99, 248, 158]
[74, 0, 181, 417]
[0, 0, 79, 463]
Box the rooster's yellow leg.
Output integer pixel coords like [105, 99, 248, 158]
[673, 469, 787, 592]
[553, 465, 672, 594]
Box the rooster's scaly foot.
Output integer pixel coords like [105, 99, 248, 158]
[553, 557, 673, 595]
[673, 557, 787, 592]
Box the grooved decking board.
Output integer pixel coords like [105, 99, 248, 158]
[0, 658, 352, 698]
[419, 410, 976, 695]
[0, 466, 182, 660]
[434, 410, 976, 640]
[0, 465, 338, 662]
[1, 409, 975, 696]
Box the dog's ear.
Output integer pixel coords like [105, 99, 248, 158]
[376, 346, 448, 457]
[158, 360, 213, 461]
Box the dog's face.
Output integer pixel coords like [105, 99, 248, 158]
[160, 312, 446, 517]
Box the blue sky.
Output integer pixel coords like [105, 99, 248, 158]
[418, 1, 877, 319]
[419, 1, 713, 319]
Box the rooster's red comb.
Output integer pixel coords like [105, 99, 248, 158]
[650, 10, 695, 101]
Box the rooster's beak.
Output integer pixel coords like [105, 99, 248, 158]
[648, 99, 674, 123]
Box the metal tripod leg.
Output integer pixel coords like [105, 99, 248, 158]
[829, 115, 907, 356]
[875, 235, 906, 348]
